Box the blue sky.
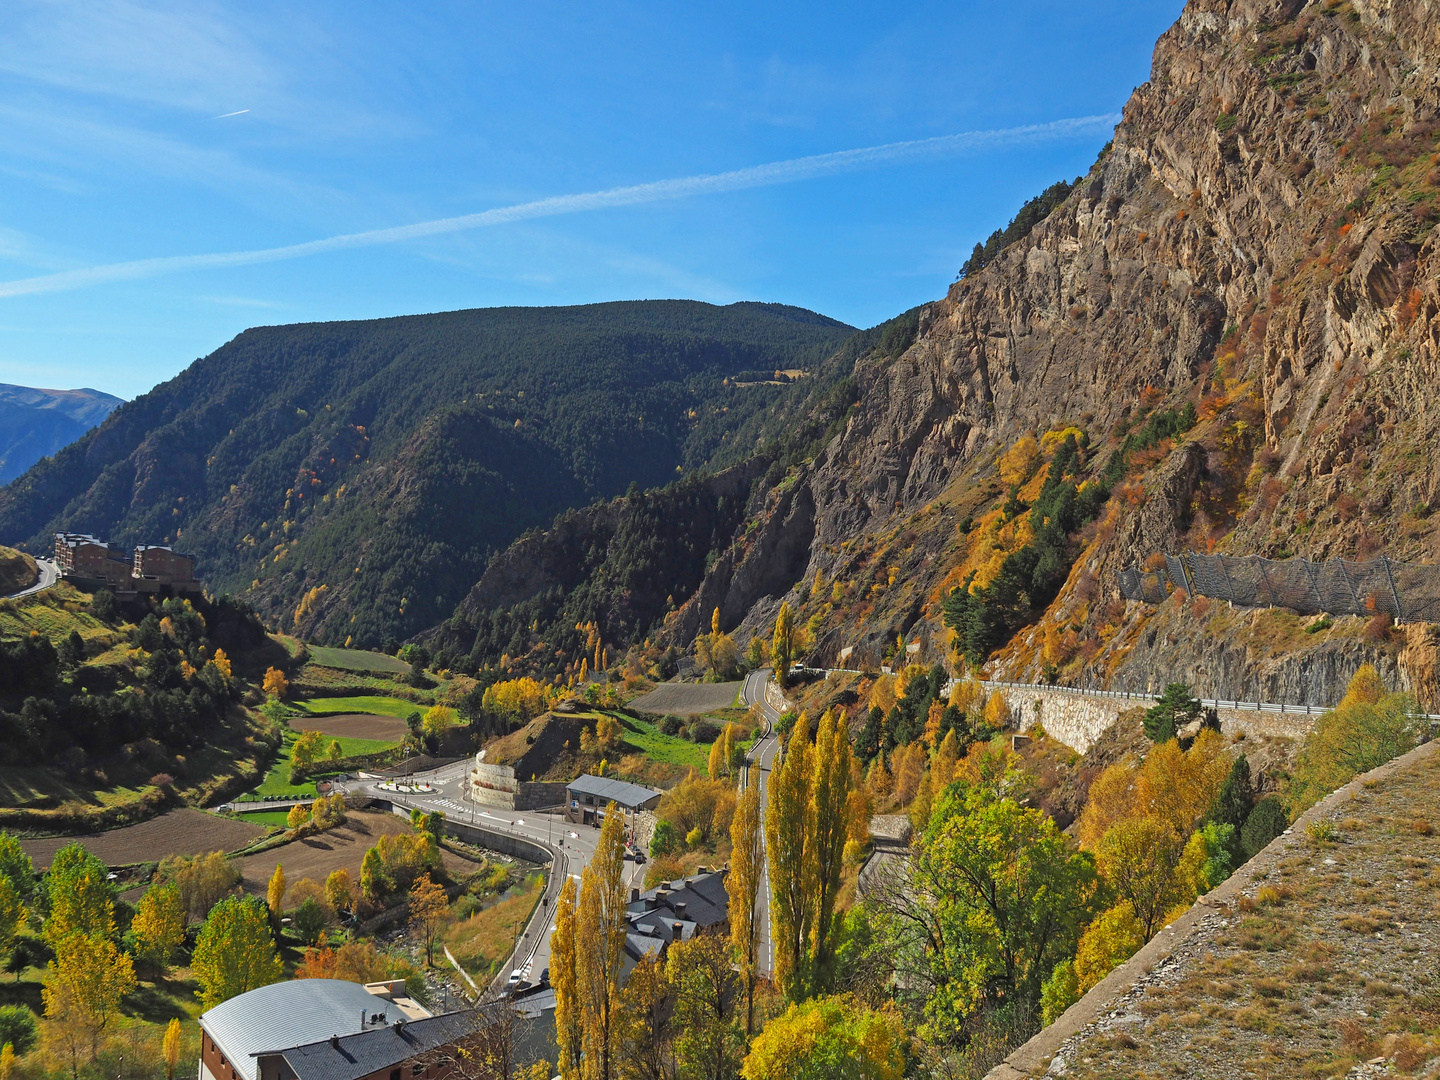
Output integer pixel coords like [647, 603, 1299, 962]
[0, 0, 1184, 399]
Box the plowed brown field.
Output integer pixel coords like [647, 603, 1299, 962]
[235, 810, 477, 893]
[21, 808, 266, 869]
[290, 713, 408, 741]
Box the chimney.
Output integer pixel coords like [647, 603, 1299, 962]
[331, 1035, 340, 1049]
[674, 902, 687, 918]
[672, 921, 683, 937]
[630, 887, 640, 902]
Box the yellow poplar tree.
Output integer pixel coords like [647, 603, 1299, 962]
[162, 1017, 182, 1078]
[131, 883, 185, 974]
[893, 742, 926, 806]
[934, 729, 961, 792]
[192, 896, 283, 1008]
[266, 863, 286, 918]
[808, 710, 856, 991]
[577, 807, 628, 1080]
[707, 738, 726, 781]
[42, 931, 137, 1061]
[550, 877, 582, 1080]
[0, 880, 25, 962]
[262, 667, 289, 699]
[729, 780, 764, 1034]
[286, 803, 308, 829]
[408, 874, 449, 967]
[0, 1042, 12, 1080]
[767, 713, 814, 1000]
[772, 602, 796, 688]
[923, 699, 947, 749]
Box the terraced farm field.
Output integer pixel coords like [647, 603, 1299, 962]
[291, 712, 408, 742]
[235, 810, 477, 893]
[628, 681, 742, 716]
[20, 808, 266, 868]
[305, 646, 409, 674]
[296, 695, 418, 718]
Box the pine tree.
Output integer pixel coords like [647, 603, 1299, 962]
[550, 877, 582, 1080]
[729, 780, 764, 1034]
[767, 713, 814, 1001]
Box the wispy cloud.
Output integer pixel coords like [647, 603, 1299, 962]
[212, 108, 250, 119]
[0, 114, 1117, 300]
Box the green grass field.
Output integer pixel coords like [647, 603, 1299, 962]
[234, 809, 294, 828]
[295, 695, 419, 718]
[306, 645, 410, 674]
[615, 713, 709, 771]
[245, 731, 397, 800]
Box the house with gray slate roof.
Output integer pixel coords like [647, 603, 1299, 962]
[198, 978, 471, 1080]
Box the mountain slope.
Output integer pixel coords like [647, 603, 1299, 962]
[419, 308, 922, 672]
[0, 301, 853, 646]
[0, 385, 122, 485]
[458, 0, 1440, 708]
[691, 0, 1440, 699]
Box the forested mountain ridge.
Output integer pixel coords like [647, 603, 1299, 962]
[419, 308, 923, 672]
[0, 301, 853, 646]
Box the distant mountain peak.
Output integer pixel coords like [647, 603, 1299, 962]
[0, 384, 123, 486]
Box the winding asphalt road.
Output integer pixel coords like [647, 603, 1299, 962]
[360, 756, 644, 996]
[7, 557, 57, 599]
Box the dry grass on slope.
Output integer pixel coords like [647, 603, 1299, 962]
[1010, 741, 1440, 1080]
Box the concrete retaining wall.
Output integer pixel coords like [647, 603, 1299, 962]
[380, 800, 553, 865]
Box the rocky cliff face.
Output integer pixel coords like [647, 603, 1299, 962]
[655, 0, 1440, 706]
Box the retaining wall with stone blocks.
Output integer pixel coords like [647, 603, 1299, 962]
[998, 687, 1316, 754]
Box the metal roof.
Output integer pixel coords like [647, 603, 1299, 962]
[565, 773, 661, 810]
[198, 980, 397, 1080]
[279, 1010, 478, 1080]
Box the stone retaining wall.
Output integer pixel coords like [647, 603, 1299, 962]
[470, 761, 566, 811]
[999, 688, 1316, 754]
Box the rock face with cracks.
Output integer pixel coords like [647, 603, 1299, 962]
[654, 0, 1440, 707]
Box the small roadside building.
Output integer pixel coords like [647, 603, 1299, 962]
[563, 774, 661, 827]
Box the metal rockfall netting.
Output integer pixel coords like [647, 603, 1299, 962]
[1120, 552, 1440, 619]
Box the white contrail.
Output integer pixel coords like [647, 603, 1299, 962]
[0, 113, 1117, 300]
[212, 109, 250, 119]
